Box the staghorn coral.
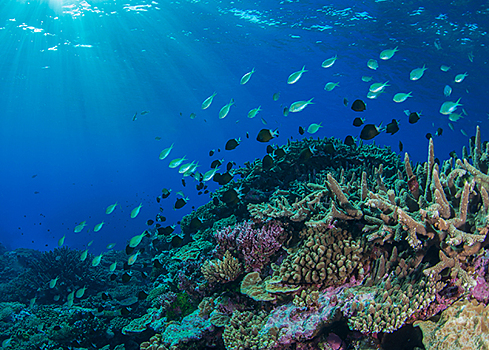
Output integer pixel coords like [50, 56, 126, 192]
[414, 299, 489, 350]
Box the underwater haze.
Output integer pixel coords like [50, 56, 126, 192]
[0, 0, 488, 253]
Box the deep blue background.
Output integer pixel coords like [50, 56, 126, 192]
[0, 0, 488, 253]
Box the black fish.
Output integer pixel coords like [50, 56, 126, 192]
[212, 197, 220, 206]
[196, 182, 204, 190]
[360, 124, 381, 140]
[283, 107, 289, 116]
[214, 172, 233, 185]
[436, 127, 443, 136]
[324, 142, 335, 154]
[123, 262, 130, 270]
[181, 178, 186, 187]
[222, 188, 239, 206]
[53, 325, 61, 331]
[343, 98, 348, 106]
[174, 198, 187, 209]
[153, 259, 163, 268]
[226, 162, 233, 171]
[126, 245, 135, 255]
[256, 129, 278, 143]
[156, 214, 166, 222]
[426, 133, 432, 140]
[262, 154, 273, 170]
[110, 274, 117, 281]
[171, 235, 184, 247]
[266, 145, 274, 154]
[274, 148, 286, 158]
[209, 149, 215, 156]
[299, 146, 314, 162]
[351, 99, 366, 112]
[386, 119, 399, 135]
[156, 196, 161, 203]
[161, 188, 171, 198]
[146, 219, 154, 226]
[189, 217, 203, 230]
[353, 117, 364, 127]
[120, 306, 130, 316]
[225, 138, 240, 150]
[344, 135, 355, 147]
[298, 126, 305, 135]
[246, 132, 249, 139]
[137, 291, 148, 300]
[122, 272, 131, 283]
[408, 112, 420, 124]
[157, 225, 175, 235]
[399, 141, 403, 152]
[210, 159, 222, 168]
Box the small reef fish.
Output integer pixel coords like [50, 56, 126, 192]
[367, 59, 378, 70]
[169, 156, 187, 168]
[203, 168, 219, 182]
[360, 124, 383, 140]
[247, 106, 261, 119]
[128, 251, 141, 266]
[454, 72, 468, 83]
[439, 98, 462, 115]
[159, 143, 174, 160]
[361, 76, 373, 82]
[448, 113, 464, 122]
[287, 66, 307, 84]
[80, 249, 89, 261]
[49, 277, 59, 289]
[408, 112, 421, 124]
[92, 253, 103, 267]
[58, 235, 65, 247]
[225, 138, 240, 150]
[393, 92, 412, 103]
[444, 85, 452, 97]
[440, 65, 451, 72]
[256, 129, 278, 143]
[272, 92, 280, 101]
[385, 119, 399, 135]
[219, 99, 235, 119]
[129, 232, 146, 248]
[106, 202, 117, 214]
[324, 82, 339, 91]
[74, 221, 87, 233]
[130, 203, 143, 218]
[351, 99, 367, 112]
[174, 197, 188, 210]
[93, 222, 104, 232]
[379, 46, 398, 60]
[75, 286, 87, 298]
[109, 262, 117, 272]
[307, 123, 323, 134]
[321, 55, 337, 68]
[106, 243, 116, 249]
[409, 65, 427, 81]
[353, 117, 364, 127]
[201, 92, 217, 110]
[289, 98, 314, 113]
[369, 81, 389, 93]
[240, 68, 255, 85]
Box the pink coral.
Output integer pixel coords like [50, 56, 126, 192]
[214, 220, 286, 272]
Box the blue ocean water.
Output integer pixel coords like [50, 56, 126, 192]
[0, 0, 487, 254]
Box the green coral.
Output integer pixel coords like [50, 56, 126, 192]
[166, 292, 197, 321]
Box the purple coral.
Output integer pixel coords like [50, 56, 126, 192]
[213, 220, 286, 272]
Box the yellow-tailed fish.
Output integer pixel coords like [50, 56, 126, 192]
[324, 82, 339, 91]
[439, 98, 462, 115]
[461, 129, 468, 137]
[128, 251, 141, 266]
[361, 76, 373, 82]
[219, 99, 234, 119]
[49, 277, 59, 289]
[66, 298, 73, 307]
[409, 64, 427, 81]
[367, 90, 384, 99]
[448, 113, 464, 122]
[240, 68, 255, 85]
[201, 92, 217, 110]
[379, 46, 398, 60]
[367, 59, 378, 70]
[29, 297, 36, 308]
[74, 221, 86, 233]
[87, 240, 94, 247]
[272, 92, 280, 101]
[67, 290, 75, 301]
[92, 253, 103, 267]
[444, 85, 452, 97]
[369, 81, 389, 93]
[109, 262, 117, 272]
[106, 202, 118, 214]
[80, 249, 89, 261]
[247, 106, 261, 119]
[393, 92, 412, 103]
[321, 55, 337, 68]
[454, 72, 468, 83]
[169, 156, 187, 168]
[159, 143, 174, 160]
[287, 65, 307, 84]
[129, 231, 146, 248]
[93, 222, 104, 232]
[130, 203, 143, 218]
[58, 235, 65, 247]
[106, 243, 116, 249]
[75, 286, 87, 298]
[289, 98, 314, 113]
[307, 123, 323, 134]
[179, 161, 195, 174]
[440, 65, 451, 72]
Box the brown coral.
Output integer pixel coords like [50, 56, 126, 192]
[201, 250, 242, 283]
